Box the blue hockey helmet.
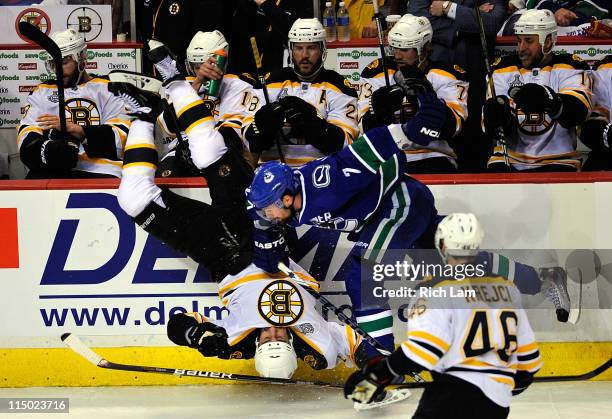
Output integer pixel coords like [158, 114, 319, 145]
[246, 162, 298, 209]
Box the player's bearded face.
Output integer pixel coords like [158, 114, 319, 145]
[292, 43, 323, 76]
[393, 48, 419, 68]
[260, 203, 293, 224]
[517, 35, 544, 69]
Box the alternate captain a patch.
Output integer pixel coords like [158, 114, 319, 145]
[258, 280, 304, 326]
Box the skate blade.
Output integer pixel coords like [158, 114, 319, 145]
[353, 388, 411, 411]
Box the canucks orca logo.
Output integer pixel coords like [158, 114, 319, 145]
[258, 280, 304, 326]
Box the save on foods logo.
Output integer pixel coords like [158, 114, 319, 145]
[337, 49, 378, 60]
[15, 8, 51, 43]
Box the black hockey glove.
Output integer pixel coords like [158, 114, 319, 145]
[246, 102, 285, 153]
[483, 95, 517, 138]
[580, 119, 612, 152]
[344, 356, 399, 404]
[187, 322, 231, 358]
[370, 85, 405, 121]
[510, 83, 563, 118]
[395, 65, 434, 97]
[41, 130, 81, 170]
[279, 95, 318, 137]
[401, 92, 446, 146]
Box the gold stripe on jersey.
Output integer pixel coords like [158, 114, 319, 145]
[230, 327, 257, 346]
[489, 146, 582, 170]
[516, 358, 543, 372]
[518, 342, 538, 353]
[177, 100, 204, 118]
[407, 330, 451, 352]
[401, 341, 439, 369]
[346, 326, 359, 363]
[329, 118, 358, 139]
[560, 88, 592, 109]
[123, 162, 156, 170]
[184, 115, 214, 135]
[492, 377, 515, 387]
[370, 69, 398, 79]
[185, 312, 208, 323]
[16, 125, 43, 145]
[125, 142, 157, 151]
[429, 68, 457, 81]
[461, 359, 517, 370]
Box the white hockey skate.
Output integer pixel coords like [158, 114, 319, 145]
[147, 39, 183, 85]
[353, 388, 412, 411]
[540, 267, 571, 322]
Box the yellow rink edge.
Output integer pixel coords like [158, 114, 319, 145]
[1, 342, 610, 387]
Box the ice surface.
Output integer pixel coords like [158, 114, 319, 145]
[0, 381, 610, 418]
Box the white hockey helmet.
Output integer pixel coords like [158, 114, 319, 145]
[388, 14, 433, 56]
[514, 9, 557, 50]
[288, 18, 327, 79]
[254, 340, 298, 379]
[435, 213, 484, 262]
[185, 30, 229, 76]
[45, 28, 87, 74]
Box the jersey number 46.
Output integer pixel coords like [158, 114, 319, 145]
[462, 310, 518, 363]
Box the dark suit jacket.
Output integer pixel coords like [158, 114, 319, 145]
[407, 0, 508, 69]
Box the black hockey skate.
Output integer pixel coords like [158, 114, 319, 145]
[147, 39, 184, 85]
[540, 267, 571, 322]
[108, 82, 163, 123]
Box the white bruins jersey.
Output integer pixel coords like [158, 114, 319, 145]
[358, 58, 468, 165]
[250, 67, 359, 166]
[591, 55, 612, 120]
[487, 54, 592, 170]
[188, 261, 362, 369]
[402, 276, 542, 407]
[18, 77, 130, 177]
[156, 73, 260, 159]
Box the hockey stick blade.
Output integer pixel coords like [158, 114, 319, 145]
[18, 21, 67, 134]
[61, 333, 105, 366]
[395, 358, 612, 389]
[61, 332, 341, 387]
[18, 22, 61, 60]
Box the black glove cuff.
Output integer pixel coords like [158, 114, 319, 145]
[307, 120, 345, 153]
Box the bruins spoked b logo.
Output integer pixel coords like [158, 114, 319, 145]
[258, 280, 304, 326]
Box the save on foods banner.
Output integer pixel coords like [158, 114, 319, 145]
[0, 47, 139, 128]
[0, 182, 611, 345]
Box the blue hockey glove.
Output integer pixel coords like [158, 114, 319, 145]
[401, 92, 446, 146]
[252, 226, 289, 274]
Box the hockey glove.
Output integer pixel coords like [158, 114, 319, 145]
[401, 91, 446, 146]
[483, 95, 517, 138]
[370, 85, 405, 121]
[187, 321, 231, 358]
[510, 83, 563, 118]
[344, 356, 399, 404]
[246, 102, 284, 153]
[580, 119, 612, 152]
[252, 226, 289, 274]
[279, 95, 318, 137]
[41, 130, 81, 170]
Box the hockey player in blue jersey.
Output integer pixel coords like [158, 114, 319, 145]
[246, 113, 446, 359]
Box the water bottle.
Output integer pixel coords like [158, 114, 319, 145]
[322, 2, 336, 42]
[337, 2, 350, 42]
[205, 48, 227, 98]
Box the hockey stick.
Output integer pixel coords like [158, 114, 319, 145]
[277, 262, 425, 384]
[18, 22, 67, 135]
[372, 0, 390, 88]
[250, 36, 287, 164]
[61, 333, 341, 388]
[394, 358, 612, 389]
[473, 4, 511, 171]
[567, 267, 583, 324]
